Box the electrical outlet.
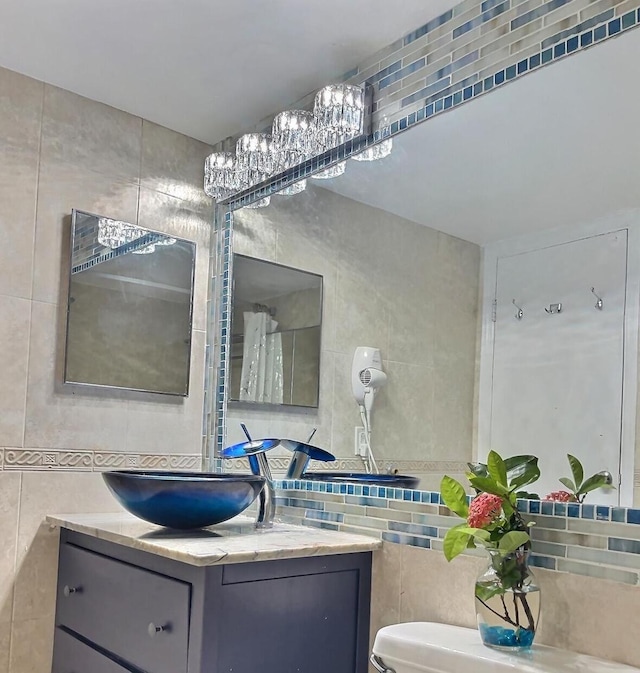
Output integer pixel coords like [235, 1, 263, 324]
[354, 426, 367, 456]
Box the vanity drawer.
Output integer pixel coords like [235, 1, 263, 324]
[56, 543, 190, 673]
[52, 628, 131, 673]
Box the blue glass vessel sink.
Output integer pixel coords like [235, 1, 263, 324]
[301, 472, 420, 489]
[102, 471, 265, 530]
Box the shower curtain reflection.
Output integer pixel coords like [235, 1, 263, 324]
[239, 311, 284, 404]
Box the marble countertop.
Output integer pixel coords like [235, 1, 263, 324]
[46, 512, 381, 567]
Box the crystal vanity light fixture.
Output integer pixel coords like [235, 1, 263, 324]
[235, 133, 275, 208]
[272, 110, 316, 196]
[132, 244, 156, 255]
[97, 217, 175, 255]
[204, 152, 238, 198]
[313, 84, 364, 151]
[352, 137, 392, 162]
[97, 218, 146, 249]
[203, 82, 369, 204]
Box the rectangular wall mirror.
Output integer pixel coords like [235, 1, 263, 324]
[229, 254, 322, 407]
[64, 209, 196, 396]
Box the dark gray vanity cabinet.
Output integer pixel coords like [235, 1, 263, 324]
[52, 529, 372, 673]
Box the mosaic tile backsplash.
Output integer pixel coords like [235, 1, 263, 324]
[276, 479, 640, 586]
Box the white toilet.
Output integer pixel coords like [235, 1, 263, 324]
[371, 622, 640, 672]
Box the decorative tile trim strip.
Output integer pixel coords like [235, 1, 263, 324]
[0, 448, 201, 472]
[276, 480, 640, 586]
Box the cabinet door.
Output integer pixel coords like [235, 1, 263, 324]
[215, 569, 361, 673]
[56, 543, 190, 673]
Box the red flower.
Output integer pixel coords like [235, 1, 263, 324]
[467, 493, 503, 528]
[544, 490, 574, 502]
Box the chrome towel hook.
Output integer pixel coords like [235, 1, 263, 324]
[545, 302, 562, 314]
[591, 287, 603, 310]
[512, 299, 524, 320]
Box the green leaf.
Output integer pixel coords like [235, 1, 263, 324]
[559, 477, 576, 493]
[467, 462, 489, 478]
[467, 475, 509, 497]
[487, 450, 508, 487]
[498, 531, 530, 552]
[579, 473, 614, 496]
[475, 583, 505, 602]
[443, 526, 473, 561]
[568, 454, 584, 490]
[455, 526, 491, 542]
[515, 491, 540, 500]
[509, 460, 541, 492]
[440, 476, 469, 518]
[504, 454, 537, 473]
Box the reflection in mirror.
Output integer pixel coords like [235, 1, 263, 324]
[65, 209, 196, 396]
[230, 254, 322, 407]
[224, 30, 640, 506]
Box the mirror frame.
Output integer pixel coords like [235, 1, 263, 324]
[229, 253, 323, 409]
[64, 208, 197, 397]
[204, 22, 640, 519]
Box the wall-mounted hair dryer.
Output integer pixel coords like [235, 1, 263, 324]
[352, 347, 387, 406]
[352, 347, 387, 473]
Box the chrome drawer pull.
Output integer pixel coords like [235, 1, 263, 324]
[148, 622, 170, 638]
[63, 585, 81, 597]
[370, 654, 395, 673]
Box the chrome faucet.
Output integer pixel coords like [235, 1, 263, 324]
[282, 430, 336, 479]
[220, 424, 278, 528]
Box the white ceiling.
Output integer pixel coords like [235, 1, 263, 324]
[0, 0, 460, 144]
[324, 29, 640, 245]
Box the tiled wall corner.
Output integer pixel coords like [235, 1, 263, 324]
[0, 64, 214, 673]
[0, 64, 214, 465]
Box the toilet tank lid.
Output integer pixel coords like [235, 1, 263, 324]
[372, 623, 640, 673]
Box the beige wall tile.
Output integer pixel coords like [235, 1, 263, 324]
[8, 616, 54, 673]
[430, 354, 476, 461]
[0, 473, 20, 625]
[0, 296, 30, 447]
[233, 208, 278, 263]
[31, 162, 140, 306]
[40, 85, 142, 183]
[124, 330, 206, 455]
[374, 361, 435, 462]
[23, 301, 129, 452]
[13, 472, 120, 624]
[399, 544, 482, 627]
[534, 567, 640, 667]
[0, 621, 10, 673]
[141, 120, 213, 211]
[11, 525, 59, 624]
[0, 68, 42, 154]
[370, 543, 403, 644]
[0, 68, 43, 301]
[137, 188, 212, 331]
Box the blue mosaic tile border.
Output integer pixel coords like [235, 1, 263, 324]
[275, 479, 640, 585]
[218, 6, 639, 211]
[278, 478, 640, 525]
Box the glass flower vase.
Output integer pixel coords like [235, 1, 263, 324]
[475, 548, 540, 650]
